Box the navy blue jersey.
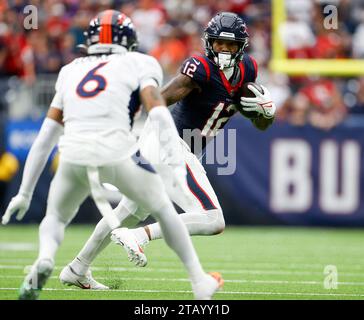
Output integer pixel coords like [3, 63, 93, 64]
[171, 53, 258, 153]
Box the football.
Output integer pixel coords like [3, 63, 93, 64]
[241, 82, 264, 97]
[236, 82, 264, 119]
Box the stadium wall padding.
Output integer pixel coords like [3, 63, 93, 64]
[3, 115, 364, 226]
[204, 116, 364, 226]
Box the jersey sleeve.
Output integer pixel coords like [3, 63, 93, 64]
[180, 56, 210, 87]
[242, 54, 258, 82]
[137, 55, 163, 90]
[50, 66, 67, 110]
[250, 56, 258, 81]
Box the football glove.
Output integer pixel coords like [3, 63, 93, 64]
[240, 84, 276, 119]
[2, 193, 31, 225]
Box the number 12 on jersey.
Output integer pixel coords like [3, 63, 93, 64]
[202, 102, 236, 136]
[182, 61, 197, 78]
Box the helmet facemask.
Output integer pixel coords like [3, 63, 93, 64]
[203, 12, 250, 69]
[204, 35, 249, 70]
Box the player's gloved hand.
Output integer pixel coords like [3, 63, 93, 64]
[1, 193, 31, 225]
[240, 84, 276, 119]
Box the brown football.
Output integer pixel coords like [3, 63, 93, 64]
[241, 82, 264, 97]
[237, 82, 264, 119]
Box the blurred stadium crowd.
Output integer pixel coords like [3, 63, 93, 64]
[0, 0, 363, 221]
[0, 0, 363, 128]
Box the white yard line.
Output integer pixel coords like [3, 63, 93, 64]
[0, 287, 363, 297]
[0, 259, 361, 271]
[0, 243, 37, 251]
[1, 264, 364, 277]
[1, 257, 364, 270]
[2, 274, 364, 286]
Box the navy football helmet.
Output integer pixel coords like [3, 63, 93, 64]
[84, 10, 138, 54]
[204, 12, 249, 69]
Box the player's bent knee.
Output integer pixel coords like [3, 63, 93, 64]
[207, 208, 225, 235]
[212, 216, 225, 235]
[214, 221, 225, 235]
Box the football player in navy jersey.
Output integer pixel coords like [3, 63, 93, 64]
[170, 13, 275, 151]
[59, 12, 276, 289]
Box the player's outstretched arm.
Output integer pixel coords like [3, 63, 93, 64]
[161, 74, 200, 106]
[1, 107, 64, 225]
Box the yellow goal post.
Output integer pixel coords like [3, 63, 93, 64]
[269, 0, 364, 76]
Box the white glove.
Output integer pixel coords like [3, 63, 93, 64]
[240, 84, 276, 119]
[1, 194, 31, 225]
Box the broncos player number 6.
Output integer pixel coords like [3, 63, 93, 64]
[76, 62, 108, 98]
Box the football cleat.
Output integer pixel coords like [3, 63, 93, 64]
[111, 227, 147, 267]
[19, 259, 54, 300]
[192, 272, 224, 300]
[59, 265, 109, 290]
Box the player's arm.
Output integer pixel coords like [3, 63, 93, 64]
[1, 106, 64, 225]
[138, 55, 185, 172]
[140, 85, 190, 195]
[140, 85, 183, 167]
[161, 73, 200, 106]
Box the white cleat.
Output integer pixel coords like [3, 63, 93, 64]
[192, 272, 224, 300]
[59, 265, 109, 290]
[111, 228, 147, 267]
[19, 259, 54, 300]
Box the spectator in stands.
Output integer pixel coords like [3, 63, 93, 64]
[279, 11, 316, 59]
[131, 0, 165, 53]
[279, 77, 348, 130]
[150, 24, 187, 79]
[353, 23, 364, 58]
[349, 77, 364, 114]
[0, 0, 358, 132]
[277, 94, 308, 127]
[183, 22, 204, 56]
[312, 3, 352, 59]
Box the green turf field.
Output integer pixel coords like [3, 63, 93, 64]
[0, 225, 363, 300]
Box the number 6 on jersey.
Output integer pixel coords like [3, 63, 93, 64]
[76, 62, 108, 98]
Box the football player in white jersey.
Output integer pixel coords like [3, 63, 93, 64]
[1, 10, 223, 300]
[57, 12, 275, 291]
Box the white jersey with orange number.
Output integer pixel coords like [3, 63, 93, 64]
[50, 51, 163, 166]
